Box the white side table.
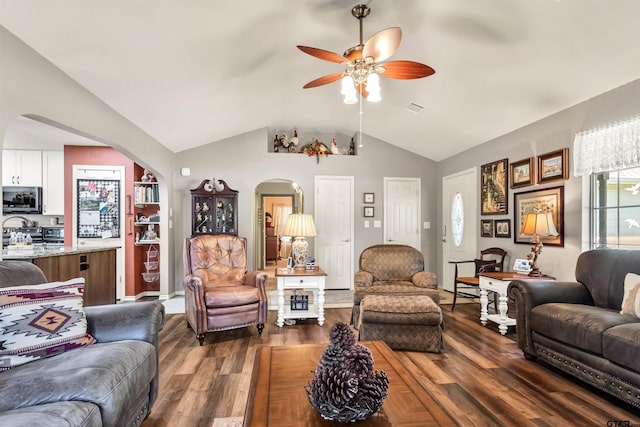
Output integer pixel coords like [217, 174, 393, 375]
[479, 272, 555, 335]
[276, 267, 327, 327]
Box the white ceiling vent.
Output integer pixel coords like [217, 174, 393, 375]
[406, 102, 424, 113]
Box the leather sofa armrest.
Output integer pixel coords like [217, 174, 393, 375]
[354, 270, 373, 288]
[85, 300, 164, 345]
[508, 280, 593, 358]
[412, 271, 438, 289]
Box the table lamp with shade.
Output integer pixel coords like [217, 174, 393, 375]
[282, 213, 317, 268]
[519, 211, 558, 277]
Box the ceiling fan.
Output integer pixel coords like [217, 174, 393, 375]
[297, 4, 435, 103]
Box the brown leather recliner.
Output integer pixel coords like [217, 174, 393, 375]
[184, 234, 268, 345]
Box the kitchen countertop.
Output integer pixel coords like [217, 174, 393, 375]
[2, 245, 119, 259]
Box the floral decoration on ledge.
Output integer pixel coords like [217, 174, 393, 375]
[272, 131, 356, 163]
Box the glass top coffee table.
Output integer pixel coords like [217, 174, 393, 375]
[244, 341, 456, 426]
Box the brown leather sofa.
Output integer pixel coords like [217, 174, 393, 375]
[351, 244, 439, 326]
[508, 249, 640, 409]
[183, 234, 268, 345]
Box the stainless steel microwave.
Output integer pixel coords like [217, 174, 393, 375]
[2, 186, 42, 214]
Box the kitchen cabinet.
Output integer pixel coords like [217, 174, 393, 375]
[42, 150, 64, 215]
[190, 179, 238, 236]
[31, 248, 117, 306]
[2, 149, 42, 186]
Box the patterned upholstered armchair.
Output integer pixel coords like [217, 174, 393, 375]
[352, 244, 439, 325]
[184, 234, 268, 345]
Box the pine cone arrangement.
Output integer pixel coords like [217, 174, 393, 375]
[306, 322, 389, 422]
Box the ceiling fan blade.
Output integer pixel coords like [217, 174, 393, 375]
[297, 46, 346, 64]
[303, 72, 344, 89]
[357, 83, 369, 99]
[379, 60, 436, 79]
[362, 27, 402, 63]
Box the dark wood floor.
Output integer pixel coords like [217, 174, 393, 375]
[141, 303, 640, 426]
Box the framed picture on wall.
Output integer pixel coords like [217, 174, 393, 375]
[537, 148, 569, 184]
[510, 157, 534, 188]
[481, 158, 509, 215]
[481, 219, 494, 237]
[363, 193, 375, 203]
[513, 186, 564, 247]
[364, 206, 374, 217]
[494, 219, 511, 238]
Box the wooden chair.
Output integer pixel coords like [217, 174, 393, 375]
[449, 247, 507, 311]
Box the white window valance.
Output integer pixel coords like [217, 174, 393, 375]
[573, 116, 640, 176]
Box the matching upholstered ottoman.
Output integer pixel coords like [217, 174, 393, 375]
[358, 295, 443, 353]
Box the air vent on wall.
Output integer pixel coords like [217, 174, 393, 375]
[406, 102, 424, 113]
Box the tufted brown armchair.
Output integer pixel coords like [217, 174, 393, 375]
[352, 244, 439, 325]
[184, 234, 268, 345]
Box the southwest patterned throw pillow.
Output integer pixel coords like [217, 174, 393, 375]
[0, 278, 96, 371]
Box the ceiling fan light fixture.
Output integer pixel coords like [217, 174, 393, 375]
[344, 89, 358, 104]
[341, 75, 354, 95]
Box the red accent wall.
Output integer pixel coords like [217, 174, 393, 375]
[63, 146, 137, 298]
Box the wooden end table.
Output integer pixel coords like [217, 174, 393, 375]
[479, 271, 555, 335]
[244, 341, 456, 426]
[275, 267, 327, 327]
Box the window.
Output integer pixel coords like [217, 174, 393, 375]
[591, 166, 640, 249]
[451, 192, 464, 247]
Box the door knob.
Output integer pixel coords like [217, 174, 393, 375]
[342, 238, 350, 242]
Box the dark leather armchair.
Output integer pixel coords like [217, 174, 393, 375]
[184, 234, 268, 345]
[449, 247, 507, 311]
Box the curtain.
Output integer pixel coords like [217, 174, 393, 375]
[574, 116, 640, 176]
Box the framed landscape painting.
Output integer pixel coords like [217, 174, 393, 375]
[537, 148, 569, 184]
[510, 157, 534, 188]
[481, 158, 509, 215]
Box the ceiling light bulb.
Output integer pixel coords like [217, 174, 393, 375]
[341, 75, 354, 95]
[344, 91, 358, 104]
[366, 73, 380, 91]
[367, 89, 381, 103]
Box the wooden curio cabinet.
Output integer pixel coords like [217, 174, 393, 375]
[190, 179, 238, 236]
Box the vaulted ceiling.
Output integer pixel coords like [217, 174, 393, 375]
[2, 1, 640, 161]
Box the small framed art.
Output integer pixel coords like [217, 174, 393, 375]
[364, 193, 375, 203]
[494, 219, 511, 238]
[537, 148, 569, 184]
[510, 157, 534, 189]
[481, 219, 494, 237]
[364, 206, 374, 217]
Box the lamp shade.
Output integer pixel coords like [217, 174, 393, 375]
[520, 212, 559, 237]
[282, 214, 317, 238]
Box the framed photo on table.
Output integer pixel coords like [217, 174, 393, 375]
[364, 206, 374, 217]
[363, 193, 375, 203]
[510, 157, 534, 189]
[537, 148, 569, 184]
[481, 158, 509, 215]
[481, 219, 494, 237]
[513, 186, 564, 247]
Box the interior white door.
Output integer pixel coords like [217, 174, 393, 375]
[383, 177, 420, 249]
[314, 176, 354, 290]
[72, 165, 126, 301]
[442, 167, 477, 292]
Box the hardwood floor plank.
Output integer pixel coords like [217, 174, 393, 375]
[141, 304, 640, 427]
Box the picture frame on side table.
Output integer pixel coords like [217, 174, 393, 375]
[510, 157, 534, 188]
[513, 186, 564, 247]
[481, 158, 509, 215]
[363, 193, 375, 203]
[364, 206, 374, 217]
[494, 219, 511, 238]
[537, 148, 569, 184]
[481, 219, 494, 237]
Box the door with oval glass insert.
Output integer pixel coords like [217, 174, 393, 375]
[442, 168, 477, 293]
